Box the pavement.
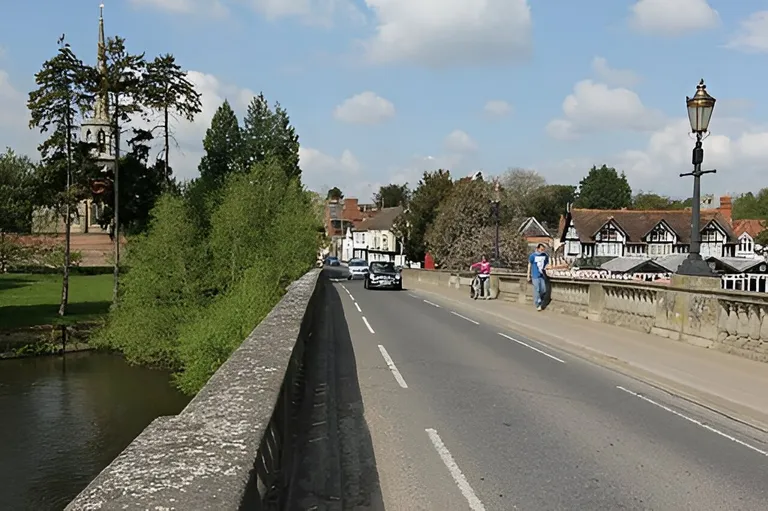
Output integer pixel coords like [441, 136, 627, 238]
[323, 267, 768, 510]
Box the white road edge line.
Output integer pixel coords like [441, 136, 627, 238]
[498, 332, 565, 364]
[616, 386, 768, 457]
[450, 311, 479, 325]
[408, 293, 419, 299]
[362, 316, 375, 334]
[378, 345, 408, 388]
[354, 302, 362, 312]
[423, 299, 440, 308]
[425, 428, 486, 511]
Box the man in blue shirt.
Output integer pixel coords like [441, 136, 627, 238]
[527, 243, 549, 311]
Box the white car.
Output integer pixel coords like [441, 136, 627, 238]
[347, 258, 369, 280]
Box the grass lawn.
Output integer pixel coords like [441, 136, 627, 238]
[0, 273, 113, 330]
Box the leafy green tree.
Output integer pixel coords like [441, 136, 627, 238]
[396, 169, 453, 263]
[0, 149, 36, 234]
[575, 164, 632, 209]
[526, 184, 577, 227]
[101, 36, 147, 303]
[143, 54, 202, 186]
[28, 35, 93, 316]
[631, 192, 688, 210]
[426, 178, 528, 270]
[326, 187, 343, 200]
[198, 100, 243, 188]
[733, 189, 768, 220]
[241, 93, 300, 179]
[374, 183, 410, 208]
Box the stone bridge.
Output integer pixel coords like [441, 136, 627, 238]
[66, 267, 768, 510]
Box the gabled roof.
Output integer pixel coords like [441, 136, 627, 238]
[706, 256, 765, 273]
[600, 257, 666, 273]
[732, 219, 766, 238]
[563, 208, 737, 244]
[355, 206, 404, 232]
[519, 217, 551, 238]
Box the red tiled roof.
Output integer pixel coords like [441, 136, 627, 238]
[732, 219, 766, 238]
[564, 208, 738, 244]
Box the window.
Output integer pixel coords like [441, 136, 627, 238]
[382, 235, 389, 251]
[566, 227, 577, 239]
[90, 202, 104, 225]
[648, 243, 672, 256]
[596, 224, 620, 242]
[97, 131, 106, 153]
[566, 240, 580, 255]
[361, 233, 365, 244]
[740, 234, 754, 254]
[596, 242, 621, 256]
[648, 224, 671, 243]
[701, 227, 720, 243]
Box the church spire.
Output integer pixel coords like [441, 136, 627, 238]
[93, 3, 109, 121]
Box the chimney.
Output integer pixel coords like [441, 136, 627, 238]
[719, 195, 732, 224]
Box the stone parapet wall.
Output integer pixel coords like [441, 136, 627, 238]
[66, 269, 323, 510]
[403, 268, 768, 363]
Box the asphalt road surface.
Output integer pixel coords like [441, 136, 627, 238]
[324, 267, 768, 510]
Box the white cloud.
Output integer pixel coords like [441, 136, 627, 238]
[546, 80, 664, 140]
[299, 147, 361, 192]
[129, 0, 228, 17]
[727, 11, 768, 53]
[591, 57, 640, 88]
[333, 91, 395, 125]
[363, 0, 532, 67]
[629, 0, 719, 35]
[483, 100, 512, 117]
[444, 130, 477, 152]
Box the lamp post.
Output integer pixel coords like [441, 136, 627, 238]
[677, 79, 717, 277]
[490, 180, 501, 265]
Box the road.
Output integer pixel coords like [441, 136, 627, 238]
[324, 268, 768, 510]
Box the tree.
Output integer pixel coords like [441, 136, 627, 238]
[526, 184, 577, 227]
[198, 100, 243, 188]
[631, 192, 688, 210]
[143, 54, 202, 187]
[0, 149, 37, 273]
[241, 93, 300, 179]
[373, 183, 410, 208]
[575, 164, 632, 209]
[28, 35, 93, 316]
[326, 187, 343, 200]
[426, 178, 528, 270]
[102, 36, 147, 304]
[733, 189, 768, 220]
[500, 168, 546, 217]
[396, 169, 454, 264]
[0, 149, 36, 234]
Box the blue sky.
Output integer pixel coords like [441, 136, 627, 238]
[1, 0, 767, 201]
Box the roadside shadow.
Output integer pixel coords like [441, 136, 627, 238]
[542, 277, 553, 310]
[325, 281, 386, 510]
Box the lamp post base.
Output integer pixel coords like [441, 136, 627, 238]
[676, 254, 715, 277]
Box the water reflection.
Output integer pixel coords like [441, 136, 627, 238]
[0, 352, 191, 510]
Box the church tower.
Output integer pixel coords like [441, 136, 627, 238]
[80, 4, 113, 171]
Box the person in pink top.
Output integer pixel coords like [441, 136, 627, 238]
[470, 256, 491, 298]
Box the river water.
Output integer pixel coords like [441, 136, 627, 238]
[0, 352, 191, 510]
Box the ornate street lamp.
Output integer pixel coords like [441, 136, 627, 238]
[489, 180, 501, 265]
[678, 79, 717, 276]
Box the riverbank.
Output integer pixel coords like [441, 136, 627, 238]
[0, 273, 112, 357]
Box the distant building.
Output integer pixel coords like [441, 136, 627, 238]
[343, 206, 405, 265]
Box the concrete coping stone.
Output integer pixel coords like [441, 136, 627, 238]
[65, 269, 322, 511]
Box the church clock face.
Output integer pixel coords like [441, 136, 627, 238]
[760, 264, 767, 272]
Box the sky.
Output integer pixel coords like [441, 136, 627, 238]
[1, 0, 768, 202]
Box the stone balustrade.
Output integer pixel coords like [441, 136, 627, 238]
[403, 268, 768, 363]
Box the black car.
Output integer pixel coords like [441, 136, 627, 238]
[364, 261, 402, 290]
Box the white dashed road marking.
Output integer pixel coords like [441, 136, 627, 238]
[498, 333, 565, 364]
[355, 302, 362, 312]
[423, 299, 440, 308]
[378, 345, 408, 388]
[616, 386, 768, 457]
[426, 428, 486, 511]
[362, 316, 375, 334]
[450, 311, 479, 325]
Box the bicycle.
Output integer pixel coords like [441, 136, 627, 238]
[469, 270, 490, 300]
